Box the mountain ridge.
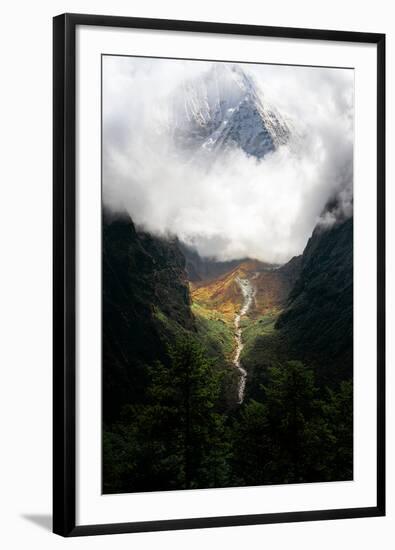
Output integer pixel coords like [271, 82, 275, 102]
[163, 63, 293, 159]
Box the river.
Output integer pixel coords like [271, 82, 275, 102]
[233, 276, 256, 403]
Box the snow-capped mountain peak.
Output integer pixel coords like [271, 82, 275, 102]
[162, 63, 292, 159]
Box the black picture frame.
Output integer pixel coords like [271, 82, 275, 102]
[53, 13, 386, 537]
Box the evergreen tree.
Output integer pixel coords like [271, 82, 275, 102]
[233, 361, 335, 485]
[323, 380, 353, 480]
[103, 335, 231, 493]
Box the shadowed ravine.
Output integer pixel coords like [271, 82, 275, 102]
[233, 276, 256, 403]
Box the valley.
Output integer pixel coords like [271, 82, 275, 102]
[102, 57, 354, 494]
[102, 214, 354, 493]
[190, 259, 294, 403]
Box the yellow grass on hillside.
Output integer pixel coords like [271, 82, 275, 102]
[190, 259, 292, 323]
[190, 268, 242, 323]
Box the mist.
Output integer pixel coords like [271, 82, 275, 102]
[102, 56, 354, 264]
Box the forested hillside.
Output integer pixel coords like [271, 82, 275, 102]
[277, 218, 353, 385]
[103, 214, 353, 493]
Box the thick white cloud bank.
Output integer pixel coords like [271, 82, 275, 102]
[102, 56, 353, 264]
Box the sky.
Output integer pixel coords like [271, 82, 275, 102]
[102, 55, 354, 264]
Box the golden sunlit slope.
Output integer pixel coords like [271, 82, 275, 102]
[191, 266, 243, 322]
[190, 259, 293, 323]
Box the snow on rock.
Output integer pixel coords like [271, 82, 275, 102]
[162, 63, 292, 160]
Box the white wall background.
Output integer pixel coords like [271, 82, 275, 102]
[0, 0, 392, 548]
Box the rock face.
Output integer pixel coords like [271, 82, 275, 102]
[164, 63, 292, 159]
[276, 218, 353, 384]
[102, 214, 194, 422]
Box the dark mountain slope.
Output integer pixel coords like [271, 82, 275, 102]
[277, 253, 302, 287]
[179, 242, 245, 283]
[103, 214, 193, 422]
[276, 217, 353, 384]
[241, 217, 353, 397]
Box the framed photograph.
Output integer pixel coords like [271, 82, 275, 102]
[53, 13, 385, 537]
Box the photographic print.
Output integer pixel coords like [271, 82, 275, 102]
[102, 55, 354, 494]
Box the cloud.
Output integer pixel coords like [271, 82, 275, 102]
[102, 56, 353, 264]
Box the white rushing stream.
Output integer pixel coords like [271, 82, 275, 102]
[233, 277, 256, 403]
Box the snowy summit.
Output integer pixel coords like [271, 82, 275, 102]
[163, 63, 292, 159]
